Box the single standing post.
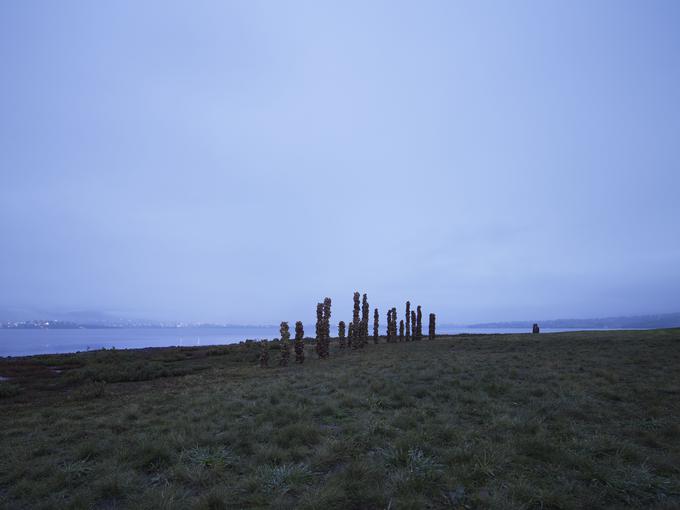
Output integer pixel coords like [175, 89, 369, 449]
[315, 302, 323, 358]
[405, 301, 411, 341]
[373, 308, 379, 344]
[428, 313, 436, 340]
[322, 297, 332, 358]
[416, 305, 422, 340]
[385, 309, 392, 342]
[352, 292, 361, 349]
[279, 321, 291, 366]
[361, 293, 369, 347]
[411, 310, 417, 341]
[294, 321, 305, 363]
[338, 321, 346, 348]
[390, 307, 397, 342]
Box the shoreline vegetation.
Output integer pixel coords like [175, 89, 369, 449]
[1, 327, 679, 509]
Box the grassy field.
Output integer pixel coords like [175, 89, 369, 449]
[1, 329, 679, 509]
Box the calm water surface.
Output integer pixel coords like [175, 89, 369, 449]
[0, 326, 604, 357]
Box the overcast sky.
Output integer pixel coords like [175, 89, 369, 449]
[1, 1, 679, 324]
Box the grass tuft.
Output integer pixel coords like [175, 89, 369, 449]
[258, 463, 314, 494]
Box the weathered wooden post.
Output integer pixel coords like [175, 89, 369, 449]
[411, 310, 417, 341]
[386, 308, 393, 342]
[315, 302, 323, 358]
[338, 320, 346, 348]
[416, 305, 423, 340]
[294, 321, 305, 363]
[361, 293, 369, 347]
[279, 321, 291, 366]
[390, 307, 397, 342]
[373, 308, 379, 344]
[322, 297, 332, 358]
[352, 292, 361, 349]
[405, 301, 411, 341]
[428, 313, 436, 340]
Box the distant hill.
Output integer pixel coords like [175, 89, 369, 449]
[0, 308, 133, 324]
[465, 312, 680, 330]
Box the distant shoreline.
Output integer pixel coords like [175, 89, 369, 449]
[3, 311, 679, 331]
[2, 326, 678, 359]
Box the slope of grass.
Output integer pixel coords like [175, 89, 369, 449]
[1, 329, 679, 509]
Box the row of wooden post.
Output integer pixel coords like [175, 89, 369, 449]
[260, 292, 436, 367]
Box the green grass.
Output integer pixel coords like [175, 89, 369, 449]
[1, 329, 679, 509]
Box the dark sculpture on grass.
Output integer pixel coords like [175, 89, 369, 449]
[322, 297, 332, 357]
[338, 320, 346, 348]
[361, 293, 369, 347]
[352, 292, 361, 350]
[386, 307, 397, 342]
[294, 321, 305, 363]
[428, 313, 436, 340]
[411, 310, 417, 341]
[416, 305, 423, 340]
[405, 301, 411, 341]
[373, 308, 379, 344]
[315, 302, 324, 358]
[315, 298, 331, 359]
[279, 321, 291, 366]
[532, 323, 540, 334]
[277, 294, 433, 367]
[385, 308, 392, 342]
